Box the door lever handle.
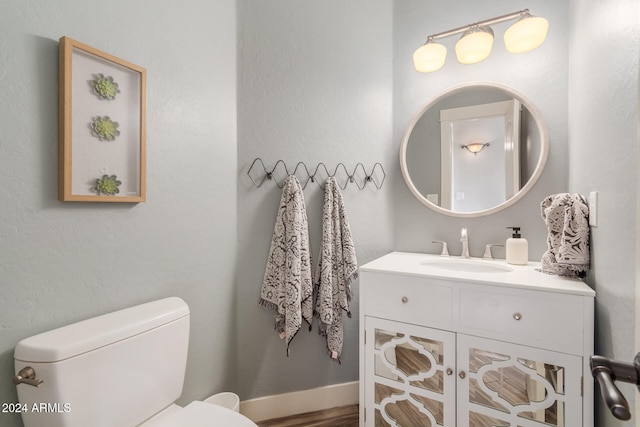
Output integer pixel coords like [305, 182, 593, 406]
[590, 355, 639, 420]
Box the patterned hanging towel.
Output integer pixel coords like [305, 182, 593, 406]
[540, 193, 590, 277]
[314, 177, 358, 363]
[260, 175, 313, 356]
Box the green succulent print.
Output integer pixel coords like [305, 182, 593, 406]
[91, 74, 120, 100]
[94, 174, 122, 196]
[90, 116, 120, 141]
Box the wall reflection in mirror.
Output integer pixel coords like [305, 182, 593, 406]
[400, 83, 548, 217]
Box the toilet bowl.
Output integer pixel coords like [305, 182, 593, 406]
[13, 297, 257, 427]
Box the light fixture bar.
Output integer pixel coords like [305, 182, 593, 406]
[413, 8, 548, 73]
[426, 9, 529, 42]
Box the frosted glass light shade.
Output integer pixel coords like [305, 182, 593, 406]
[455, 26, 494, 64]
[413, 42, 447, 73]
[504, 15, 549, 53]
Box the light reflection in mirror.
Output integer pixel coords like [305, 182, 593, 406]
[400, 82, 548, 218]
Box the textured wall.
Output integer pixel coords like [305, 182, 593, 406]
[568, 0, 640, 425]
[2, 1, 635, 425]
[392, 0, 570, 259]
[236, 0, 394, 399]
[0, 1, 236, 426]
[236, 0, 573, 404]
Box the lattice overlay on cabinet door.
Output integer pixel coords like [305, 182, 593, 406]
[366, 318, 455, 427]
[459, 334, 583, 427]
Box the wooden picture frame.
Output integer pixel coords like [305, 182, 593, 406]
[58, 36, 146, 202]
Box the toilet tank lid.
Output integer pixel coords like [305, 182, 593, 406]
[14, 297, 189, 363]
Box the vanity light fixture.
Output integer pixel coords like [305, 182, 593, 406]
[461, 142, 490, 154]
[413, 9, 548, 73]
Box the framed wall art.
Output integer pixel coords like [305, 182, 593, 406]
[58, 36, 146, 202]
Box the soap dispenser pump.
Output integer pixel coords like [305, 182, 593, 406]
[506, 227, 528, 265]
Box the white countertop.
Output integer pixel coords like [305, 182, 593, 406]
[360, 252, 595, 297]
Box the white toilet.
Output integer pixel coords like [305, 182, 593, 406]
[13, 297, 258, 427]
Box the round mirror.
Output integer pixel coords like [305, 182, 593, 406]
[400, 82, 548, 217]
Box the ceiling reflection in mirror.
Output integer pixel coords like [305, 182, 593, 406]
[400, 83, 548, 217]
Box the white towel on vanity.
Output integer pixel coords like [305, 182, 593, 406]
[260, 175, 313, 355]
[314, 177, 358, 362]
[540, 193, 590, 277]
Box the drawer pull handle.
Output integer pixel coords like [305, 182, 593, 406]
[513, 312, 522, 321]
[459, 371, 466, 379]
[401, 296, 408, 303]
[446, 368, 453, 376]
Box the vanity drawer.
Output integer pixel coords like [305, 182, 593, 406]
[459, 288, 585, 354]
[362, 273, 453, 327]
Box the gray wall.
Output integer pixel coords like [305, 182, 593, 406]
[0, 2, 237, 426]
[1, 1, 638, 427]
[236, 0, 573, 408]
[236, 0, 394, 399]
[569, 0, 640, 425]
[392, 0, 569, 263]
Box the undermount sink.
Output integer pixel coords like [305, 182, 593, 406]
[420, 258, 514, 273]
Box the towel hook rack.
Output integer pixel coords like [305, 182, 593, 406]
[247, 158, 385, 190]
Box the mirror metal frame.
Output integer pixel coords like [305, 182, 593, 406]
[400, 82, 549, 218]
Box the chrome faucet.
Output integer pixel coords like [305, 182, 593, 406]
[460, 228, 469, 258]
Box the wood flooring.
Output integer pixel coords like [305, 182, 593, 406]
[255, 404, 359, 427]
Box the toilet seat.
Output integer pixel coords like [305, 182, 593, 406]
[145, 401, 258, 427]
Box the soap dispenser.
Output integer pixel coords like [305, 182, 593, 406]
[506, 227, 528, 265]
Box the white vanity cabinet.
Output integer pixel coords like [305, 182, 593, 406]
[359, 252, 595, 427]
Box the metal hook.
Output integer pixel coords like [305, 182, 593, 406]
[247, 159, 386, 191]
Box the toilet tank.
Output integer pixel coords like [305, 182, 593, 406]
[14, 297, 190, 427]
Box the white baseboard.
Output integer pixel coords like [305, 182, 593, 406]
[239, 381, 359, 422]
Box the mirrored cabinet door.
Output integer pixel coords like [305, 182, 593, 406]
[457, 334, 583, 427]
[364, 317, 456, 427]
